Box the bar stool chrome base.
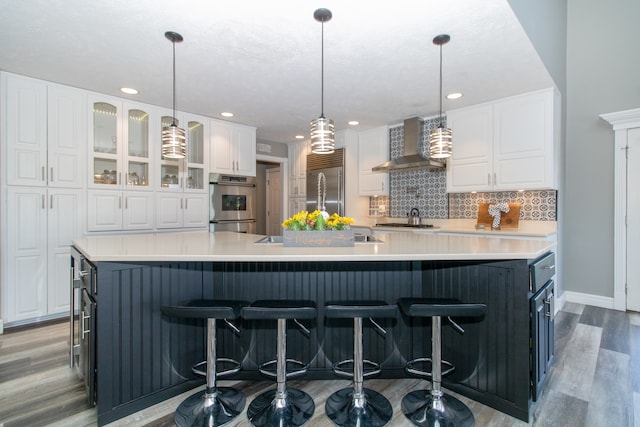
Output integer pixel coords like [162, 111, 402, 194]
[325, 387, 393, 427]
[401, 389, 474, 427]
[175, 387, 246, 427]
[247, 388, 315, 427]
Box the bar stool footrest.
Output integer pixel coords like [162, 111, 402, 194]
[192, 357, 242, 378]
[258, 359, 309, 379]
[332, 358, 382, 379]
[405, 357, 455, 379]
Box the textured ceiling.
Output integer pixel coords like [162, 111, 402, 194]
[0, 0, 554, 143]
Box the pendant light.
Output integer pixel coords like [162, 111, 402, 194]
[310, 8, 335, 155]
[162, 31, 186, 159]
[429, 34, 452, 159]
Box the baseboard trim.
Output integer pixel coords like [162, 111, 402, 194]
[562, 290, 616, 310]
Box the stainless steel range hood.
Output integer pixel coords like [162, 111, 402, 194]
[372, 117, 445, 173]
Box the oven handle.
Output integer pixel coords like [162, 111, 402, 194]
[211, 219, 256, 224]
[210, 182, 256, 188]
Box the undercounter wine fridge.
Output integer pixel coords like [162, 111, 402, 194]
[70, 246, 97, 406]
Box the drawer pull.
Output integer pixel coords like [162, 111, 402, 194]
[543, 265, 555, 270]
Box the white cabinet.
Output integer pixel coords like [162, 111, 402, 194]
[87, 94, 155, 231]
[156, 193, 209, 229]
[288, 140, 308, 198]
[87, 189, 155, 231]
[210, 120, 256, 176]
[89, 94, 154, 190]
[358, 126, 389, 196]
[4, 187, 83, 323]
[4, 74, 85, 188]
[156, 111, 209, 229]
[447, 88, 559, 193]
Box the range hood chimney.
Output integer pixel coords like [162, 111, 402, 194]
[372, 117, 445, 173]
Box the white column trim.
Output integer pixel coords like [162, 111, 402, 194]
[600, 107, 640, 311]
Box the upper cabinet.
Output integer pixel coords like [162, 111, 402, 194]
[89, 94, 154, 191]
[358, 126, 389, 196]
[288, 140, 308, 198]
[4, 74, 85, 188]
[447, 88, 559, 193]
[210, 120, 256, 176]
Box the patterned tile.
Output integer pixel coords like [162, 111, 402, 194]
[371, 117, 557, 221]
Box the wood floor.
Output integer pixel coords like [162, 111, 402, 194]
[1, 302, 639, 427]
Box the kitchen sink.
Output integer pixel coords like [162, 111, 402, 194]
[254, 235, 284, 244]
[254, 234, 382, 244]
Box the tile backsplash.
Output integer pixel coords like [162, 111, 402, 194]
[369, 118, 557, 221]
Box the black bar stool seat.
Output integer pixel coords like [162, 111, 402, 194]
[324, 301, 398, 427]
[398, 297, 486, 427]
[161, 299, 249, 427]
[241, 299, 316, 427]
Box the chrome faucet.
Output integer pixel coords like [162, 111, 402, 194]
[317, 172, 327, 212]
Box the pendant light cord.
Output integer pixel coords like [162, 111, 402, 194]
[320, 20, 325, 119]
[438, 42, 443, 127]
[172, 40, 177, 126]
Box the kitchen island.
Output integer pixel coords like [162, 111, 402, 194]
[71, 231, 555, 425]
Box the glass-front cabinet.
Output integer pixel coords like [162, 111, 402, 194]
[156, 110, 209, 229]
[88, 94, 155, 231]
[89, 95, 153, 190]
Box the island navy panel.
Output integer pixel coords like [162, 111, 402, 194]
[94, 258, 532, 425]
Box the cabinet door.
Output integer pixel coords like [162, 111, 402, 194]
[156, 193, 184, 228]
[4, 74, 48, 186]
[5, 187, 48, 322]
[89, 96, 122, 188]
[87, 190, 123, 231]
[124, 102, 153, 190]
[48, 83, 85, 188]
[48, 189, 83, 314]
[123, 191, 155, 230]
[185, 115, 208, 192]
[233, 125, 256, 176]
[210, 120, 234, 174]
[358, 127, 389, 196]
[493, 90, 553, 190]
[184, 193, 210, 228]
[446, 104, 493, 192]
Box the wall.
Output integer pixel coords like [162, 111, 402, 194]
[256, 139, 288, 158]
[561, 0, 640, 298]
[379, 118, 558, 221]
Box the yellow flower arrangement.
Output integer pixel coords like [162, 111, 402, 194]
[282, 210, 355, 231]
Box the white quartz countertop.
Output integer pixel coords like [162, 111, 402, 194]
[73, 230, 556, 263]
[372, 219, 557, 238]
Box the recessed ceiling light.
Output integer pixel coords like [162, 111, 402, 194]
[295, 135, 305, 140]
[120, 87, 139, 95]
[446, 92, 462, 100]
[348, 120, 360, 126]
[221, 112, 234, 117]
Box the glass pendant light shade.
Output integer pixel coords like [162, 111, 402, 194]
[310, 8, 335, 155]
[310, 116, 335, 154]
[430, 34, 452, 159]
[162, 123, 186, 158]
[429, 126, 452, 158]
[163, 31, 186, 159]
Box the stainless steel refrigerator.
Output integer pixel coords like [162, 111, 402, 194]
[305, 148, 345, 216]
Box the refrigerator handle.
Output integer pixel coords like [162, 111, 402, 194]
[338, 169, 344, 216]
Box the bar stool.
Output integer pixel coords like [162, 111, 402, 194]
[241, 299, 316, 427]
[324, 301, 398, 427]
[397, 298, 486, 427]
[161, 299, 248, 427]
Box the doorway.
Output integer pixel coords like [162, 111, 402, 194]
[601, 108, 640, 312]
[627, 128, 640, 311]
[255, 159, 285, 236]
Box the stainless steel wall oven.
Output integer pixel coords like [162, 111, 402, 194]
[209, 173, 257, 233]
